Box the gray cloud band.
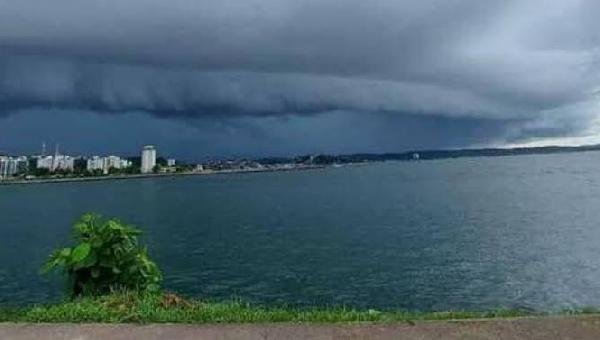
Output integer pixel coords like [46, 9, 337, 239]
[0, 56, 528, 119]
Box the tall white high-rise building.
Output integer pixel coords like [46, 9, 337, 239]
[141, 145, 157, 173]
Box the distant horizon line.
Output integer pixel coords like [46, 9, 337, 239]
[2, 143, 600, 163]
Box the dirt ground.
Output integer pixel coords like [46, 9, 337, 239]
[2, 315, 600, 340]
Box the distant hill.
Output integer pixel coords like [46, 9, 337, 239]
[256, 144, 600, 165]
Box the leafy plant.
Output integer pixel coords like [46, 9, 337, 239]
[43, 213, 162, 296]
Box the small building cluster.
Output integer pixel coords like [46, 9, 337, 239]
[87, 156, 132, 175]
[0, 144, 172, 180]
[1, 142, 325, 182]
[35, 155, 76, 172]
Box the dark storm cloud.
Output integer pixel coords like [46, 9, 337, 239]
[0, 0, 599, 144]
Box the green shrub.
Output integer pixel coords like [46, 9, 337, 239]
[43, 213, 162, 296]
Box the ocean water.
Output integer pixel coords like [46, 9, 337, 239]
[2, 151, 600, 311]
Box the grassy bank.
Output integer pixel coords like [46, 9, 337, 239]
[0, 292, 574, 324]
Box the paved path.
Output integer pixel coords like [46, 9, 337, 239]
[2, 315, 600, 339]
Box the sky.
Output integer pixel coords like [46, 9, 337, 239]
[0, 0, 599, 160]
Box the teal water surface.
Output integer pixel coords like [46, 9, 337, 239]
[2, 151, 600, 311]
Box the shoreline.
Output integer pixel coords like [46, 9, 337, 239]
[5, 147, 600, 187]
[0, 165, 327, 186]
[0, 292, 566, 324]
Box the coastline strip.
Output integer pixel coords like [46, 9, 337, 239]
[0, 165, 326, 186]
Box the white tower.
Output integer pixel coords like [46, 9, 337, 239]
[141, 145, 157, 173]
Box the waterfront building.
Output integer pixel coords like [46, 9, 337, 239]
[0, 156, 28, 179]
[111, 156, 132, 170]
[0, 157, 17, 179]
[36, 155, 75, 172]
[86, 156, 104, 173]
[36, 156, 54, 170]
[87, 156, 132, 174]
[16, 156, 28, 173]
[167, 158, 176, 167]
[53, 155, 75, 172]
[141, 145, 157, 174]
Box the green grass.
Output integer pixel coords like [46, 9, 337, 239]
[0, 291, 558, 324]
